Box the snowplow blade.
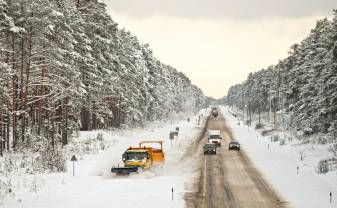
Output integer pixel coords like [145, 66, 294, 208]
[111, 166, 139, 175]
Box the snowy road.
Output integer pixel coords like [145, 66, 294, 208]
[185, 112, 286, 208]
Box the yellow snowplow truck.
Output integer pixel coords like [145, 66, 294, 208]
[111, 141, 164, 175]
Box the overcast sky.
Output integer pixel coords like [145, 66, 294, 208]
[103, 0, 336, 98]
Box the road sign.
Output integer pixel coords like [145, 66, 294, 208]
[71, 155, 77, 162]
[70, 155, 78, 176]
[169, 132, 175, 140]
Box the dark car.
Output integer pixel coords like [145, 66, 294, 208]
[228, 141, 240, 151]
[203, 143, 217, 155]
[212, 110, 218, 118]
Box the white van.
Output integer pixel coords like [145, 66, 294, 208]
[208, 130, 222, 146]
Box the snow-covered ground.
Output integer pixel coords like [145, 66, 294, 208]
[2, 110, 208, 208]
[221, 106, 337, 208]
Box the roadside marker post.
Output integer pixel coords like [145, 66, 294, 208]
[297, 166, 299, 175]
[330, 192, 332, 204]
[172, 187, 174, 201]
[169, 132, 175, 148]
[70, 155, 78, 176]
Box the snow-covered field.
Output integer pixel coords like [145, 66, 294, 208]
[2, 110, 208, 208]
[221, 106, 337, 208]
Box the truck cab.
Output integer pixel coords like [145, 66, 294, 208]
[111, 141, 165, 175]
[208, 130, 222, 146]
[122, 149, 152, 169]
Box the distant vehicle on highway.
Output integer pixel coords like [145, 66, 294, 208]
[211, 106, 218, 118]
[208, 130, 222, 146]
[203, 143, 217, 155]
[228, 141, 240, 151]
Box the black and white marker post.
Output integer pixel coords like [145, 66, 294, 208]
[171, 187, 174, 201]
[169, 132, 175, 145]
[70, 155, 78, 176]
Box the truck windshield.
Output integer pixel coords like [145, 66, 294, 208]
[126, 152, 148, 161]
[209, 135, 220, 139]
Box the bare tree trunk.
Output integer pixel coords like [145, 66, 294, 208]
[0, 49, 3, 154]
[51, 122, 55, 149]
[6, 110, 9, 151]
[118, 96, 122, 128]
[92, 103, 96, 130]
[32, 87, 37, 126]
[249, 101, 252, 125]
[62, 96, 69, 146]
[38, 55, 46, 135]
[12, 75, 18, 149]
[4, 49, 10, 151]
[2, 116, 5, 152]
[11, 34, 17, 149]
[246, 103, 248, 121]
[258, 105, 261, 124]
[23, 28, 32, 141]
[268, 100, 270, 122]
[0, 99, 3, 157]
[49, 99, 55, 150]
[20, 36, 25, 142]
[273, 108, 276, 127]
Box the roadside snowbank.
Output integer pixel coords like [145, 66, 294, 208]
[221, 106, 337, 208]
[2, 109, 208, 208]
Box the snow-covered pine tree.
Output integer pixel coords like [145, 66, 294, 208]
[226, 12, 337, 139]
[0, 0, 207, 157]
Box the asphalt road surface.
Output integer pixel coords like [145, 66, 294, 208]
[184, 112, 287, 208]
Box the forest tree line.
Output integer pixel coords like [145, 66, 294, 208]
[226, 10, 337, 138]
[0, 0, 207, 156]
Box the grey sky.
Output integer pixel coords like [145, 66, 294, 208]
[104, 1, 336, 98]
[104, 0, 337, 19]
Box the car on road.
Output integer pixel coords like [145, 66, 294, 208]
[228, 141, 240, 151]
[208, 130, 222, 146]
[211, 109, 218, 118]
[203, 143, 217, 155]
